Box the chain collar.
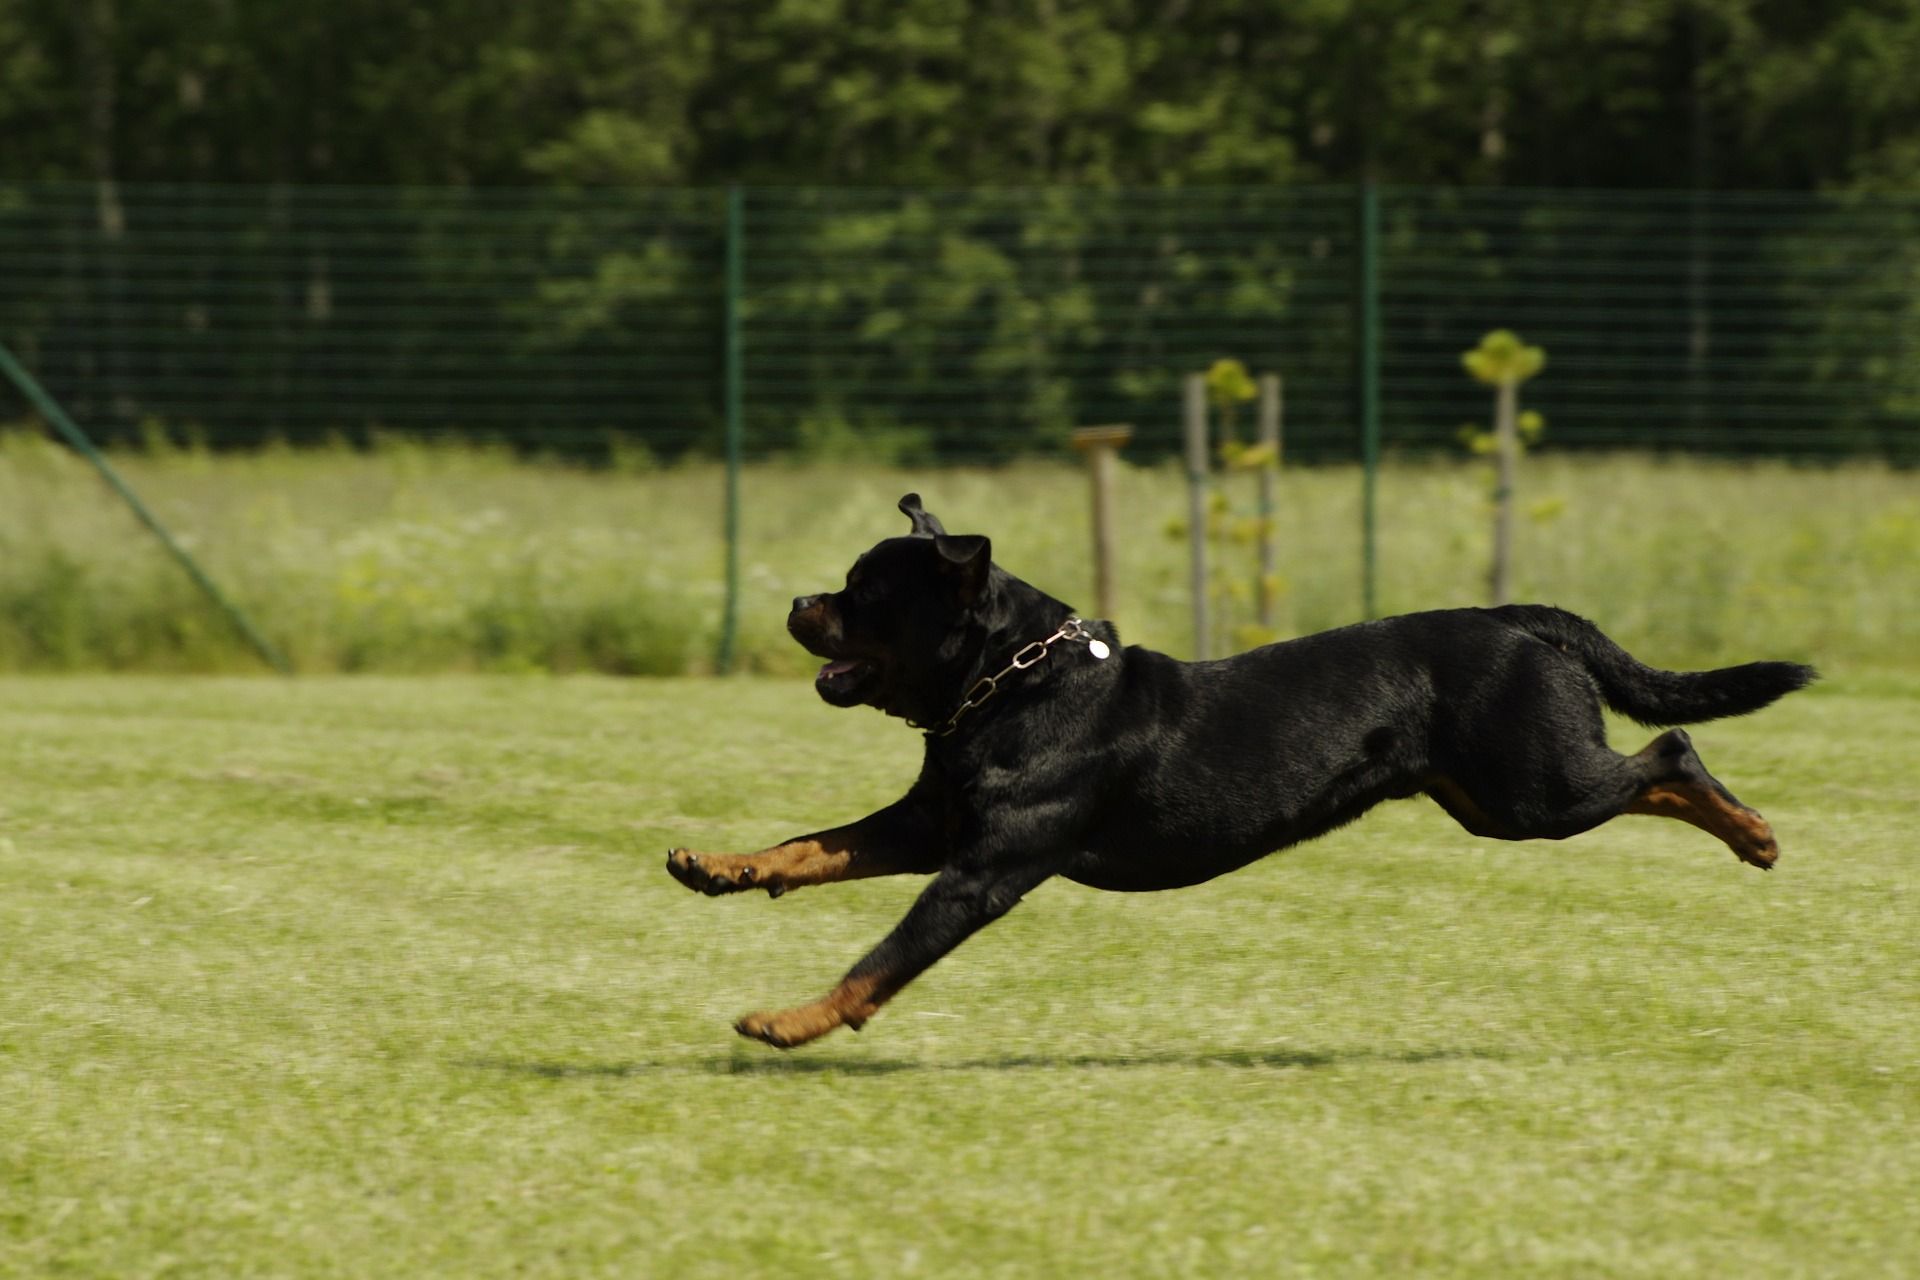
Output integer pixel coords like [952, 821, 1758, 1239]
[909, 617, 1110, 738]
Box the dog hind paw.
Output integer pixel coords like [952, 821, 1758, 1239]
[1733, 832, 1779, 870]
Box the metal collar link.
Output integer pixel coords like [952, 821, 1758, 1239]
[912, 617, 1110, 738]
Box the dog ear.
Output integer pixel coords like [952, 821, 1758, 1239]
[933, 534, 991, 604]
[898, 493, 947, 537]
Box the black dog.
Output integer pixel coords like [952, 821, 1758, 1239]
[668, 494, 1815, 1049]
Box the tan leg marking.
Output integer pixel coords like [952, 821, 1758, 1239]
[666, 833, 909, 898]
[1626, 782, 1780, 869]
[734, 971, 890, 1050]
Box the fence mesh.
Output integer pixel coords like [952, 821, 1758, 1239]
[0, 183, 724, 451]
[1381, 187, 1920, 455]
[4, 181, 1918, 461]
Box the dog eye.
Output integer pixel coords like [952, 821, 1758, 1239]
[843, 573, 887, 607]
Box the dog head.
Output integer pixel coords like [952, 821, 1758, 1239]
[787, 494, 997, 716]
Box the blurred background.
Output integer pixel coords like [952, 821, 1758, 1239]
[2, 0, 1917, 675]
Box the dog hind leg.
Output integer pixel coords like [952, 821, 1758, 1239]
[1623, 728, 1780, 869]
[1428, 727, 1779, 869]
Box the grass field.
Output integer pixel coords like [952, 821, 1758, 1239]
[3, 671, 1916, 1276]
[3, 435, 1917, 673]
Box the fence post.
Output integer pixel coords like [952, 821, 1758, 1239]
[1183, 374, 1211, 661]
[1070, 425, 1131, 620]
[1490, 378, 1519, 605]
[717, 185, 745, 674]
[1356, 180, 1382, 620]
[1256, 374, 1282, 629]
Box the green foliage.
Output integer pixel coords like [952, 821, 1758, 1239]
[1205, 357, 1261, 453]
[1457, 409, 1547, 457]
[719, 188, 1346, 461]
[790, 412, 933, 467]
[1526, 494, 1567, 525]
[1461, 330, 1547, 388]
[1220, 441, 1280, 470]
[5, 443, 1920, 672]
[7, 1, 1920, 192]
[7, 179, 1917, 463]
[1205, 358, 1258, 412]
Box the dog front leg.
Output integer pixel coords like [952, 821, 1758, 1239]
[734, 859, 1059, 1049]
[666, 792, 941, 898]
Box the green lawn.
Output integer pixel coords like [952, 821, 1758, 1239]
[2, 671, 1916, 1277]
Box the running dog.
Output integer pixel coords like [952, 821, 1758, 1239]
[668, 494, 1815, 1048]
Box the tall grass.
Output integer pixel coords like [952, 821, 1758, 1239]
[2, 430, 1914, 673]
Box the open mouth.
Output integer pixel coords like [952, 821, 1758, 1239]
[806, 656, 879, 706]
[815, 658, 875, 697]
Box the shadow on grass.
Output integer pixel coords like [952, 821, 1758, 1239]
[461, 1045, 1501, 1080]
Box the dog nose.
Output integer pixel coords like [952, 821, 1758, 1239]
[792, 594, 821, 614]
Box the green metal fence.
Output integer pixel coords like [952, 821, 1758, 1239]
[4, 180, 1920, 461]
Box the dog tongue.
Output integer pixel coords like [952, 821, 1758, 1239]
[818, 660, 862, 681]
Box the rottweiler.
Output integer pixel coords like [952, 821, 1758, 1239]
[668, 494, 1815, 1049]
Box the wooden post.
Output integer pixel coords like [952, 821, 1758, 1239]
[1256, 374, 1283, 629]
[1183, 374, 1211, 661]
[1490, 378, 1518, 606]
[1070, 424, 1132, 620]
[1463, 329, 1545, 608]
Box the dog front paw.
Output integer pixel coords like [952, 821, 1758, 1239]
[735, 1003, 850, 1049]
[666, 848, 780, 897]
[666, 848, 742, 895]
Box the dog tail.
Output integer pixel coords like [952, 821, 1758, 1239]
[1490, 604, 1817, 727]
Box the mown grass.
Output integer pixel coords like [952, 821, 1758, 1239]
[2, 432, 1916, 673]
[2, 671, 1916, 1276]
